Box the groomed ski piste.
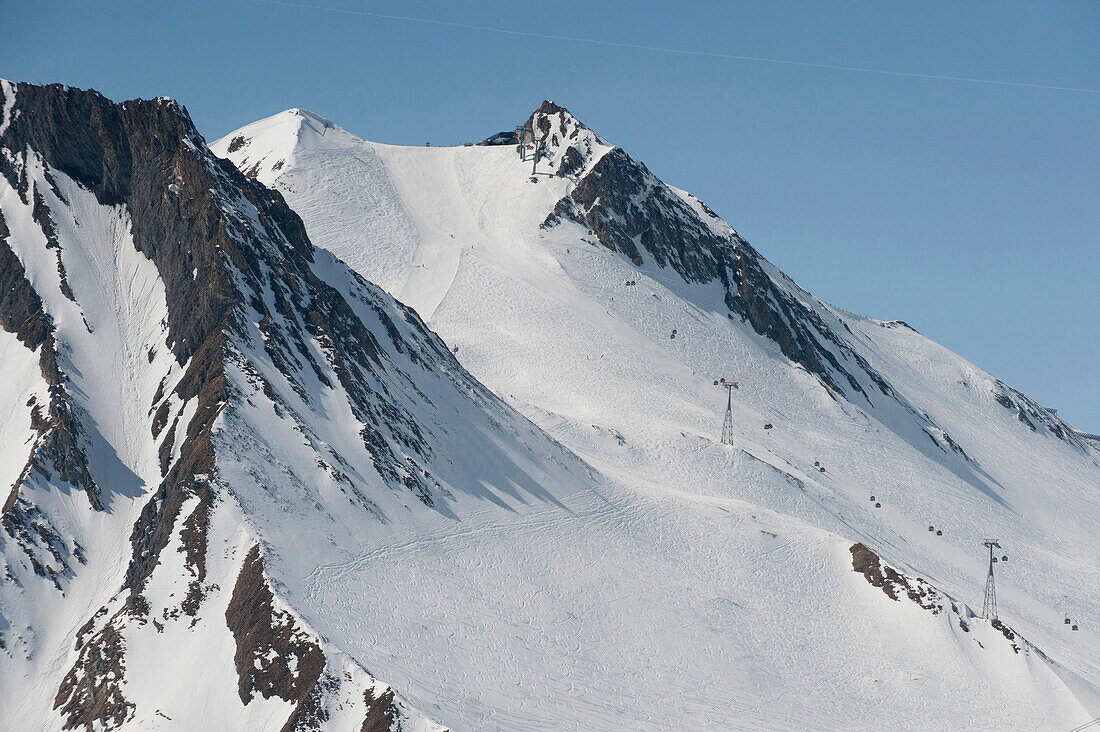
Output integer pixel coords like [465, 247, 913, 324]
[213, 105, 1100, 730]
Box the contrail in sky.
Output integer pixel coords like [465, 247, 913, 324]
[248, 0, 1100, 95]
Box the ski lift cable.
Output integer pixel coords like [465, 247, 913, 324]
[246, 0, 1100, 96]
[1066, 716, 1100, 732]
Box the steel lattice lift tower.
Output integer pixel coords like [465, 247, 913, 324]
[982, 539, 1001, 620]
[516, 125, 541, 175]
[715, 378, 738, 445]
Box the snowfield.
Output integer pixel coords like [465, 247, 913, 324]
[209, 105, 1100, 729]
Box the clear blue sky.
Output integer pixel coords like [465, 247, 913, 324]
[4, 1, 1098, 430]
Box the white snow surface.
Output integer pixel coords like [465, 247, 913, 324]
[0, 151, 184, 727]
[210, 106, 1100, 731]
[0, 118, 446, 730]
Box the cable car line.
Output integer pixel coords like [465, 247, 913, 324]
[246, 0, 1100, 95]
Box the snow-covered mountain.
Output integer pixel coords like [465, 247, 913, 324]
[0, 81, 606, 731]
[206, 101, 1100, 730]
[0, 75, 1096, 730]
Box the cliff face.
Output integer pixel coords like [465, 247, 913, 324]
[0, 80, 586, 731]
[541, 109, 907, 405]
[0, 80, 378, 731]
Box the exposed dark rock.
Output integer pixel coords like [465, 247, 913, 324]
[850, 543, 940, 612]
[360, 687, 400, 732]
[226, 545, 326, 709]
[1077, 431, 1100, 446]
[54, 619, 135, 731]
[123, 477, 211, 596]
[74, 607, 108, 651]
[0, 317, 99, 580]
[922, 426, 972, 462]
[2, 499, 76, 589]
[0, 212, 50, 351]
[178, 489, 212, 620]
[151, 399, 171, 439]
[0, 82, 238, 371]
[527, 100, 585, 137]
[527, 102, 1087, 479]
[279, 672, 338, 732]
[31, 181, 76, 301]
[991, 380, 1086, 449]
[156, 414, 177, 475]
[523, 100, 892, 405]
[525, 101, 603, 180]
[881, 320, 918, 333]
[2, 481, 18, 515]
[991, 617, 1022, 654]
[28, 358, 103, 511]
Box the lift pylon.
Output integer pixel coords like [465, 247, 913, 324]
[982, 539, 1001, 620]
[714, 378, 739, 445]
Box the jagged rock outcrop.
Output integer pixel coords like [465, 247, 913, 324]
[536, 101, 897, 405]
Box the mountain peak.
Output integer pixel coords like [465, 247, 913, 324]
[532, 99, 569, 117]
[478, 100, 605, 155]
[285, 107, 333, 125]
[211, 107, 353, 185]
[525, 99, 601, 143]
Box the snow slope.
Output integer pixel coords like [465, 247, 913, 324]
[213, 102, 1100, 730]
[2, 82, 632, 731]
